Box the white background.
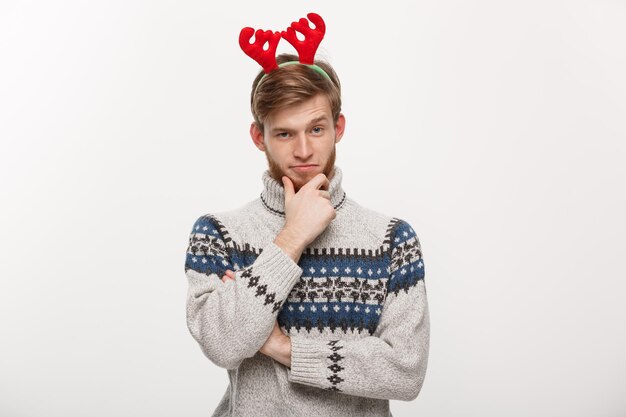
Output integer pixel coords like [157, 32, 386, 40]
[1, 1, 625, 416]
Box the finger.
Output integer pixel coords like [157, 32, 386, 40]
[282, 176, 295, 205]
[318, 190, 330, 200]
[303, 173, 329, 191]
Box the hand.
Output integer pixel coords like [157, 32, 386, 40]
[220, 270, 292, 367]
[282, 173, 336, 248]
[259, 319, 292, 368]
[220, 269, 235, 283]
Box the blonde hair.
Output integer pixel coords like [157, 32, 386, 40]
[250, 53, 342, 132]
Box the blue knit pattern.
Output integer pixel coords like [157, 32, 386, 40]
[185, 215, 425, 336]
[388, 218, 425, 296]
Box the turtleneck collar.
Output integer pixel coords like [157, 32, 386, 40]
[260, 165, 347, 217]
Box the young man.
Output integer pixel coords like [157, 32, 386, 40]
[184, 49, 429, 416]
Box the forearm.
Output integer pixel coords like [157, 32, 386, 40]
[287, 285, 430, 401]
[186, 239, 303, 369]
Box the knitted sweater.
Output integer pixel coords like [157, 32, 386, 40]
[184, 165, 430, 417]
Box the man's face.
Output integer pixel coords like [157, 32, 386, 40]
[250, 94, 345, 192]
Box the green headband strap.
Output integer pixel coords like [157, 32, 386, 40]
[259, 61, 332, 83]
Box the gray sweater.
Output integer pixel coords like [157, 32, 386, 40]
[184, 165, 430, 417]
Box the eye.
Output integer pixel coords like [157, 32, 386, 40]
[277, 132, 290, 138]
[312, 126, 324, 134]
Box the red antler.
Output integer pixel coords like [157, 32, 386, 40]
[239, 27, 282, 73]
[280, 12, 326, 65]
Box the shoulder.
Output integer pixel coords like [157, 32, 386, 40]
[188, 212, 229, 241]
[187, 200, 258, 247]
[346, 198, 421, 249]
[343, 197, 396, 235]
[388, 217, 421, 249]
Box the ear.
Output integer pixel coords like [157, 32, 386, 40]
[250, 122, 266, 151]
[334, 113, 346, 144]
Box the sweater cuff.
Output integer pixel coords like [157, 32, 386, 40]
[287, 337, 328, 387]
[252, 240, 303, 297]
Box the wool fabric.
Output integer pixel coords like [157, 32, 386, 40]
[184, 165, 430, 417]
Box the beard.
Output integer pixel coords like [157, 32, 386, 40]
[265, 144, 336, 192]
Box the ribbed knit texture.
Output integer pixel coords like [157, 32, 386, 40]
[184, 165, 430, 417]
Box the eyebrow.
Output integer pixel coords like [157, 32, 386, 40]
[270, 115, 331, 134]
[309, 115, 330, 125]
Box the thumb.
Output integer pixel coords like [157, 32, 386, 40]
[282, 176, 294, 205]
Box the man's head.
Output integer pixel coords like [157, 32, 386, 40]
[249, 53, 345, 192]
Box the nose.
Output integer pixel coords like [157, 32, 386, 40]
[293, 132, 313, 159]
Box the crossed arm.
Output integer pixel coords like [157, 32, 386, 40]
[214, 218, 429, 401]
[186, 215, 429, 400]
[220, 269, 292, 367]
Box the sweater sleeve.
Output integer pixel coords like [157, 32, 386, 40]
[286, 219, 430, 401]
[184, 214, 303, 370]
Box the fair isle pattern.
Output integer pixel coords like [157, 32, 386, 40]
[186, 214, 424, 339]
[185, 214, 286, 313]
[185, 215, 231, 275]
[186, 213, 270, 272]
[281, 217, 400, 335]
[326, 340, 345, 392]
[315, 218, 425, 392]
[388, 219, 425, 296]
[238, 264, 284, 313]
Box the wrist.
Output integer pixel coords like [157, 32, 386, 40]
[274, 228, 306, 263]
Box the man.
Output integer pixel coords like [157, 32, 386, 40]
[184, 14, 429, 417]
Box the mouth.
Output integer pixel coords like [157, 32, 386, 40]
[291, 164, 318, 172]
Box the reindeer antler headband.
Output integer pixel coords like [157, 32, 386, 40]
[239, 12, 331, 82]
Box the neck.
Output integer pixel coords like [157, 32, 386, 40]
[260, 165, 347, 217]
